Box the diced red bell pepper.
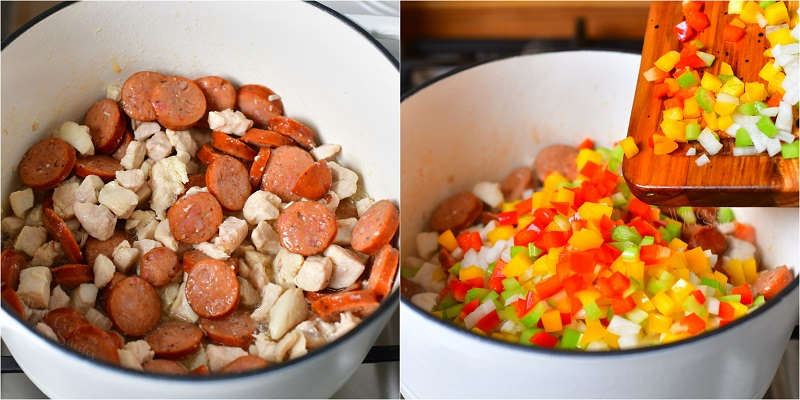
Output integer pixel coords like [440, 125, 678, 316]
[597, 243, 622, 265]
[767, 93, 783, 107]
[535, 275, 563, 299]
[723, 24, 745, 42]
[719, 319, 731, 327]
[475, 310, 501, 332]
[675, 54, 707, 70]
[456, 231, 482, 252]
[663, 97, 683, 110]
[578, 138, 595, 150]
[629, 217, 658, 237]
[570, 250, 596, 274]
[514, 228, 541, 246]
[535, 231, 568, 250]
[488, 260, 506, 293]
[731, 285, 753, 305]
[682, 1, 704, 15]
[680, 313, 706, 335]
[464, 277, 485, 289]
[562, 274, 587, 295]
[598, 170, 619, 193]
[654, 83, 670, 99]
[686, 10, 709, 31]
[560, 312, 572, 325]
[459, 298, 480, 320]
[674, 21, 697, 42]
[515, 298, 528, 318]
[627, 197, 653, 221]
[514, 198, 532, 215]
[533, 208, 556, 230]
[675, 87, 697, 100]
[640, 244, 666, 265]
[551, 202, 571, 215]
[580, 161, 604, 181]
[692, 289, 706, 304]
[609, 271, 630, 293]
[733, 222, 756, 244]
[718, 301, 735, 320]
[595, 276, 617, 298]
[611, 296, 636, 314]
[530, 331, 559, 348]
[497, 211, 518, 226]
[449, 278, 471, 302]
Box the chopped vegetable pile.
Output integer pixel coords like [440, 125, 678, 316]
[404, 142, 795, 351]
[643, 1, 799, 164]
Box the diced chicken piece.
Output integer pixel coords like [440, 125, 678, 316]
[120, 140, 147, 170]
[140, 159, 154, 177]
[294, 256, 333, 292]
[334, 218, 357, 245]
[70, 283, 98, 313]
[244, 253, 271, 291]
[165, 129, 198, 156]
[175, 149, 191, 167]
[206, 344, 248, 372]
[273, 248, 305, 289]
[17, 266, 52, 309]
[25, 205, 43, 227]
[317, 192, 339, 215]
[169, 281, 199, 323]
[294, 320, 326, 350]
[328, 162, 359, 199]
[726, 236, 757, 261]
[15, 226, 47, 257]
[48, 285, 70, 310]
[123, 340, 155, 365]
[133, 239, 162, 256]
[105, 84, 122, 101]
[251, 221, 282, 255]
[9, 188, 34, 218]
[324, 245, 365, 289]
[317, 312, 360, 342]
[150, 156, 188, 219]
[268, 288, 307, 340]
[35, 322, 59, 342]
[93, 254, 116, 288]
[75, 175, 104, 204]
[98, 181, 138, 218]
[52, 180, 79, 219]
[473, 182, 503, 208]
[133, 122, 161, 141]
[85, 308, 112, 330]
[181, 347, 208, 371]
[115, 169, 146, 191]
[410, 262, 446, 293]
[55, 121, 94, 156]
[355, 197, 374, 217]
[242, 191, 281, 225]
[112, 241, 140, 273]
[154, 219, 179, 252]
[310, 144, 341, 161]
[193, 242, 229, 260]
[158, 282, 181, 312]
[250, 333, 278, 362]
[207, 109, 253, 136]
[251, 283, 284, 323]
[275, 330, 302, 362]
[136, 184, 152, 206]
[411, 292, 439, 312]
[1, 216, 25, 238]
[126, 210, 158, 241]
[118, 349, 143, 371]
[288, 333, 308, 360]
[145, 131, 173, 161]
[25, 306, 47, 324]
[73, 202, 116, 241]
[211, 217, 248, 255]
[31, 241, 63, 267]
[416, 231, 439, 259]
[238, 277, 261, 309]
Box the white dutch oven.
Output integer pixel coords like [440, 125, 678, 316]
[1, 2, 398, 398]
[400, 51, 798, 398]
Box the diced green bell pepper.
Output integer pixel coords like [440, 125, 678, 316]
[401, 265, 420, 279]
[510, 245, 527, 259]
[756, 116, 778, 137]
[448, 262, 461, 276]
[640, 236, 655, 246]
[752, 295, 765, 308]
[485, 262, 495, 277]
[685, 122, 702, 141]
[558, 328, 581, 349]
[782, 141, 799, 159]
[735, 128, 753, 147]
[612, 225, 642, 244]
[465, 288, 490, 303]
[519, 328, 542, 346]
[528, 243, 543, 259]
[443, 303, 464, 320]
[677, 206, 697, 224]
[753, 101, 768, 114]
[737, 102, 758, 116]
[521, 301, 547, 328]
[677, 71, 698, 88]
[717, 208, 735, 223]
[720, 294, 742, 303]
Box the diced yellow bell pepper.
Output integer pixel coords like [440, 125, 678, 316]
[603, 329, 620, 350]
[683, 97, 701, 118]
[730, 17, 746, 28]
[669, 278, 695, 303]
[647, 313, 673, 334]
[764, 1, 789, 24]
[438, 230, 458, 252]
[673, 267, 690, 281]
[700, 72, 722, 92]
[631, 291, 655, 312]
[500, 201, 517, 212]
[743, 258, 758, 284]
[543, 171, 568, 191]
[728, 0, 744, 15]
[663, 107, 683, 121]
[651, 292, 676, 315]
[723, 259, 747, 286]
[720, 62, 734, 76]
[580, 319, 606, 347]
[669, 237, 688, 252]
[620, 136, 639, 158]
[531, 253, 551, 276]
[471, 327, 486, 336]
[569, 228, 603, 250]
[739, 1, 762, 24]
[713, 270, 729, 288]
[768, 72, 786, 95]
[654, 50, 680, 72]
[576, 148, 603, 171]
[661, 119, 685, 140]
[576, 289, 601, 306]
[654, 135, 679, 154]
[685, 247, 710, 274]
[667, 251, 688, 270]
[459, 265, 484, 281]
[718, 114, 734, 130]
[714, 101, 738, 116]
[662, 331, 691, 344]
[554, 187, 575, 205]
[764, 48, 773, 58]
[758, 60, 781, 81]
[626, 260, 645, 284]
[577, 202, 612, 221]
[517, 213, 534, 230]
[731, 302, 748, 318]
[542, 309, 563, 332]
[742, 82, 767, 103]
[703, 111, 719, 130]
[720, 77, 745, 97]
[503, 252, 532, 278]
[531, 191, 548, 209]
[767, 28, 796, 46]
[488, 225, 515, 244]
[431, 311, 443, 318]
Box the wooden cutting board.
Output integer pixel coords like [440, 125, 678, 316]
[621, 1, 799, 207]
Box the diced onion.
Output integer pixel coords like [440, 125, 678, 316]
[698, 130, 722, 155]
[504, 293, 523, 306]
[756, 13, 767, 28]
[776, 131, 795, 143]
[775, 101, 793, 132]
[766, 24, 789, 35]
[716, 92, 739, 104]
[617, 335, 641, 350]
[706, 297, 720, 315]
[695, 154, 710, 166]
[766, 137, 782, 156]
[758, 107, 779, 117]
[686, 148, 696, 156]
[725, 122, 742, 137]
[464, 299, 496, 329]
[608, 315, 642, 336]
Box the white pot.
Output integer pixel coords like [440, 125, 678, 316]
[400, 51, 798, 398]
[1, 2, 398, 398]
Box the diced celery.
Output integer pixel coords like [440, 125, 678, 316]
[720, 294, 742, 303]
[558, 328, 581, 349]
[759, 0, 776, 8]
[487, 291, 500, 305]
[752, 295, 765, 308]
[486, 262, 496, 277]
[677, 206, 697, 224]
[519, 328, 542, 345]
[683, 296, 708, 318]
[437, 294, 457, 311]
[665, 221, 682, 238]
[695, 88, 715, 112]
[685, 122, 702, 140]
[443, 304, 464, 320]
[737, 102, 758, 116]
[782, 141, 799, 159]
[756, 116, 778, 137]
[626, 308, 649, 324]
[735, 128, 753, 147]
[609, 241, 634, 252]
[622, 245, 639, 261]
[753, 101, 768, 113]
[528, 244, 543, 259]
[498, 305, 521, 324]
[401, 265, 420, 279]
[617, 180, 632, 199]
[659, 227, 676, 244]
[701, 277, 723, 292]
[510, 245, 527, 259]
[584, 301, 602, 320]
[612, 225, 642, 244]
[641, 236, 655, 246]
[677, 71, 698, 88]
[465, 288, 490, 303]
[611, 192, 627, 207]
[521, 303, 546, 328]
[717, 208, 735, 223]
[502, 278, 522, 292]
[696, 51, 715, 67]
[596, 147, 613, 161]
[448, 262, 461, 276]
[647, 277, 669, 295]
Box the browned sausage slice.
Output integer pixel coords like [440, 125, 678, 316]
[98, 272, 126, 314]
[65, 325, 120, 364]
[185, 173, 206, 190]
[1, 249, 26, 291]
[2, 287, 26, 318]
[240, 128, 294, 147]
[367, 244, 399, 299]
[139, 247, 180, 287]
[52, 264, 93, 289]
[533, 144, 579, 183]
[291, 160, 331, 200]
[335, 198, 358, 219]
[191, 365, 209, 374]
[310, 290, 379, 322]
[276, 201, 337, 256]
[107, 276, 162, 337]
[74, 155, 124, 181]
[18, 138, 76, 189]
[44, 307, 91, 341]
[185, 259, 239, 318]
[196, 143, 226, 165]
[143, 359, 188, 374]
[210, 131, 257, 161]
[236, 84, 284, 127]
[84, 98, 127, 154]
[753, 266, 794, 300]
[167, 192, 223, 244]
[206, 155, 251, 211]
[429, 192, 482, 233]
[500, 167, 533, 202]
[268, 116, 316, 149]
[350, 200, 399, 255]
[199, 310, 256, 348]
[112, 129, 134, 161]
[687, 225, 728, 255]
[43, 208, 83, 263]
[145, 321, 204, 359]
[182, 249, 209, 273]
[121, 71, 167, 121]
[221, 355, 268, 373]
[84, 231, 126, 267]
[107, 330, 124, 349]
[150, 76, 207, 130]
[249, 147, 271, 189]
[195, 76, 237, 112]
[261, 145, 314, 202]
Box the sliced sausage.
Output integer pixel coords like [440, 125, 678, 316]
[140, 247, 180, 287]
[310, 290, 379, 321]
[2, 287, 25, 318]
[74, 155, 124, 181]
[221, 355, 268, 373]
[240, 128, 294, 147]
[429, 192, 482, 233]
[65, 325, 120, 364]
[43, 207, 83, 263]
[276, 201, 337, 256]
[291, 160, 331, 200]
[261, 145, 314, 202]
[107, 276, 162, 336]
[753, 266, 793, 300]
[185, 259, 239, 318]
[84, 231, 126, 266]
[199, 310, 256, 348]
[84, 98, 127, 154]
[206, 155, 251, 211]
[196, 143, 226, 165]
[145, 321, 204, 359]
[367, 244, 398, 299]
[1, 249, 26, 290]
[210, 131, 257, 161]
[18, 138, 76, 189]
[150, 75, 207, 130]
[98, 272, 126, 314]
[249, 147, 271, 189]
[167, 192, 223, 244]
[533, 144, 579, 182]
[44, 307, 91, 341]
[335, 198, 359, 220]
[687, 225, 728, 255]
[52, 264, 93, 289]
[182, 249, 209, 273]
[438, 247, 457, 269]
[143, 359, 188, 374]
[191, 365, 209, 374]
[268, 116, 316, 149]
[305, 281, 362, 302]
[112, 129, 134, 161]
[185, 173, 206, 190]
[350, 200, 399, 255]
[500, 167, 533, 201]
[236, 84, 284, 127]
[121, 71, 167, 121]
[195, 76, 237, 112]
[108, 330, 124, 349]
